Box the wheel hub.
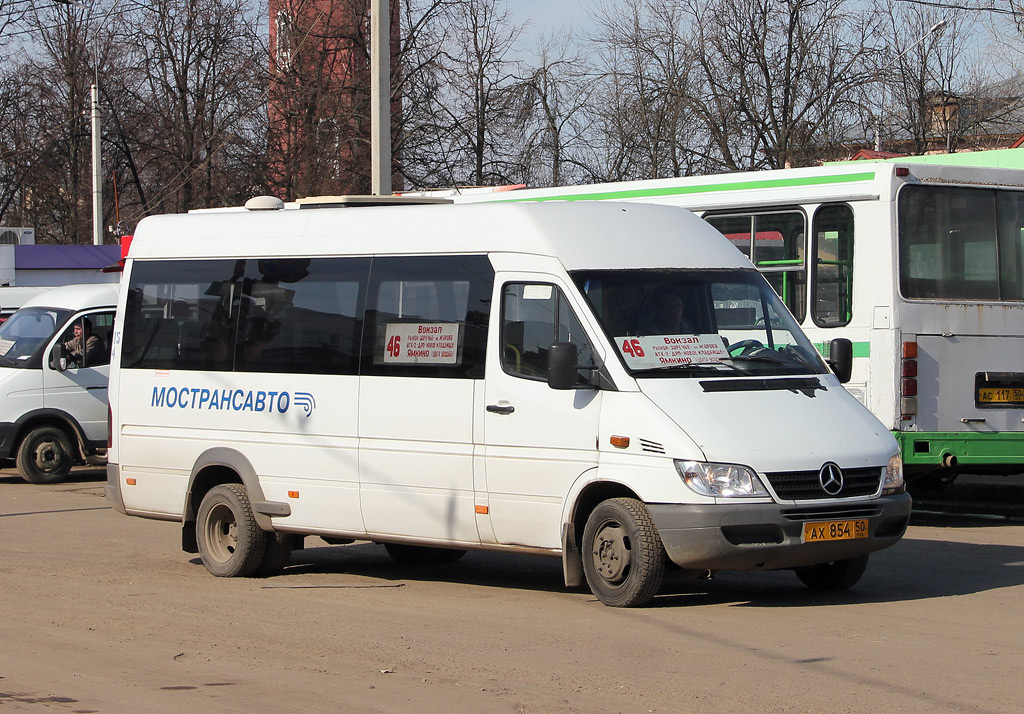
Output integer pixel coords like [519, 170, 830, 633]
[35, 441, 61, 470]
[592, 523, 631, 583]
[206, 504, 239, 562]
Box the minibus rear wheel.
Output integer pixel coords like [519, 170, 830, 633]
[256, 532, 297, 577]
[196, 484, 266, 577]
[582, 498, 666, 607]
[795, 554, 869, 590]
[16, 426, 74, 484]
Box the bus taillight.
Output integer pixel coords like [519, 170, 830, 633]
[901, 341, 918, 420]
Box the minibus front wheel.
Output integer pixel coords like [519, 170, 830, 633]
[582, 498, 667, 607]
[196, 483, 267, 577]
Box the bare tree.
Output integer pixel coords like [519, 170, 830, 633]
[118, 0, 266, 212]
[588, 0, 712, 180]
[435, 0, 524, 186]
[686, 0, 875, 169]
[513, 33, 595, 186]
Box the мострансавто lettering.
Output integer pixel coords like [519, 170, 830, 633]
[152, 386, 291, 413]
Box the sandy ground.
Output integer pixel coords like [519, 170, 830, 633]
[1, 469, 1023, 713]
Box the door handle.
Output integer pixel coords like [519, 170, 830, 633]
[486, 404, 515, 415]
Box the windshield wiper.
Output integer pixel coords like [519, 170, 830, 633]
[632, 362, 742, 376]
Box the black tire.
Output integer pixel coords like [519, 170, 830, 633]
[196, 484, 266, 577]
[256, 532, 296, 577]
[16, 426, 74, 484]
[384, 543, 442, 566]
[795, 554, 869, 591]
[437, 548, 467, 563]
[581, 497, 666, 607]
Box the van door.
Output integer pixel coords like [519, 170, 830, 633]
[43, 311, 115, 444]
[358, 255, 493, 544]
[482, 279, 602, 549]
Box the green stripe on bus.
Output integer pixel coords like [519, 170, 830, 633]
[814, 341, 869, 358]
[486, 171, 877, 204]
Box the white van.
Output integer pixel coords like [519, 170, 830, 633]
[0, 286, 58, 323]
[105, 200, 910, 607]
[0, 283, 119, 483]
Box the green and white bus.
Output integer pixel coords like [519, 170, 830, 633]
[441, 159, 1024, 480]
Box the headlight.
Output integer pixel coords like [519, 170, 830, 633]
[674, 460, 769, 498]
[883, 452, 904, 494]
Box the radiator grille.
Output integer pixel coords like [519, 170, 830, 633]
[765, 466, 882, 500]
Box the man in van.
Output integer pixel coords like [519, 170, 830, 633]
[64, 317, 102, 367]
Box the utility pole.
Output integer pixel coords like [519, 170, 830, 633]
[370, 0, 391, 196]
[91, 83, 102, 245]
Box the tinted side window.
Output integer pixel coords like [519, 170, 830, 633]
[235, 258, 369, 375]
[501, 283, 594, 383]
[122, 260, 243, 371]
[361, 255, 493, 378]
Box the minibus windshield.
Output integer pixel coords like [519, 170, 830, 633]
[572, 268, 828, 378]
[0, 306, 71, 366]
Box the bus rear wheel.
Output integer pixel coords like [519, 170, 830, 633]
[17, 426, 74, 484]
[196, 484, 266, 577]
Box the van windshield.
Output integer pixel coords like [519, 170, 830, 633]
[571, 268, 828, 378]
[0, 306, 71, 366]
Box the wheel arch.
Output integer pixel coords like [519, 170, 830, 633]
[181, 448, 271, 553]
[561, 478, 644, 588]
[12, 409, 87, 461]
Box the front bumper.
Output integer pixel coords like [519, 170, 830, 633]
[648, 492, 912, 572]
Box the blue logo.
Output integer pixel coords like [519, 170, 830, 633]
[150, 386, 315, 417]
[293, 392, 316, 417]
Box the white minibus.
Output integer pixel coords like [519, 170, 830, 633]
[443, 161, 1024, 482]
[105, 200, 909, 607]
[0, 283, 119, 482]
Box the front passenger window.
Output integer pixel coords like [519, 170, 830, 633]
[501, 283, 594, 382]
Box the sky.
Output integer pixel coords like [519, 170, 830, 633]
[507, 0, 602, 47]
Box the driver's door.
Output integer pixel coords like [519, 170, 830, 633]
[43, 311, 115, 444]
[480, 278, 602, 549]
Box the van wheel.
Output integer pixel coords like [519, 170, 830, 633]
[256, 532, 296, 577]
[795, 554, 869, 590]
[437, 548, 467, 563]
[17, 426, 74, 484]
[196, 484, 266, 577]
[384, 543, 442, 565]
[582, 498, 666, 607]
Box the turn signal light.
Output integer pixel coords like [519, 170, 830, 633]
[610, 436, 630, 448]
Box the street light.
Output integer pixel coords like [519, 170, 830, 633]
[873, 18, 948, 152]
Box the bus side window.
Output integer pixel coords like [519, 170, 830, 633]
[812, 204, 854, 327]
[705, 209, 807, 323]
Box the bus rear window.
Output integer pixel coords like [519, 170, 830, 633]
[898, 185, 1024, 301]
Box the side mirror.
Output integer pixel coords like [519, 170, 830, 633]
[547, 342, 584, 390]
[828, 338, 853, 384]
[50, 343, 67, 372]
